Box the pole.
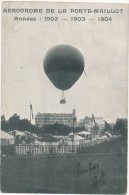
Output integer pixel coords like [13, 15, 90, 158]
[30, 101, 31, 124]
[72, 116, 76, 153]
[72, 135, 73, 153]
[30, 101, 31, 133]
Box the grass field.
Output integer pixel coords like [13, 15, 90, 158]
[1, 137, 127, 194]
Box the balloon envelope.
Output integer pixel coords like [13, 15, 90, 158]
[43, 45, 85, 91]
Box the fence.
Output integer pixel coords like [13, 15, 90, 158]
[1, 138, 111, 156]
[1, 143, 92, 156]
[15, 144, 81, 155]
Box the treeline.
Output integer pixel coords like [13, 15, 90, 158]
[40, 124, 86, 136]
[1, 114, 85, 136]
[1, 114, 128, 137]
[1, 114, 38, 133]
[104, 118, 127, 137]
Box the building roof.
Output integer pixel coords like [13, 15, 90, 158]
[36, 112, 73, 118]
[104, 131, 113, 138]
[37, 135, 59, 142]
[9, 130, 25, 136]
[95, 118, 105, 125]
[1, 130, 14, 140]
[69, 131, 91, 136]
[68, 132, 74, 136]
[53, 135, 68, 139]
[98, 135, 109, 140]
[34, 140, 42, 144]
[68, 135, 85, 141]
[77, 131, 91, 135]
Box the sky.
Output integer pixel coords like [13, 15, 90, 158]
[1, 2, 128, 123]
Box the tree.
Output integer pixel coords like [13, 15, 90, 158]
[38, 123, 74, 136]
[20, 118, 31, 131]
[1, 113, 39, 134]
[8, 114, 21, 130]
[104, 121, 113, 133]
[113, 118, 127, 136]
[91, 124, 99, 137]
[73, 126, 87, 133]
[1, 115, 5, 121]
[1, 115, 9, 131]
[8, 114, 20, 123]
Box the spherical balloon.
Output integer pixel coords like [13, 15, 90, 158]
[43, 44, 85, 91]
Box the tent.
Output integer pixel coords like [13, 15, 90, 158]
[67, 135, 85, 145]
[9, 130, 25, 137]
[68, 132, 74, 136]
[1, 130, 15, 145]
[77, 131, 91, 135]
[77, 131, 91, 139]
[37, 135, 59, 146]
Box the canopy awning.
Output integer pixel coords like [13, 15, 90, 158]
[1, 130, 14, 140]
[77, 131, 91, 135]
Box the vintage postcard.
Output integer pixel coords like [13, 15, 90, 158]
[1, 1, 128, 194]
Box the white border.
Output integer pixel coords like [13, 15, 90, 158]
[0, 1, 128, 195]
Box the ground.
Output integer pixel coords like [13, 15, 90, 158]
[1, 137, 127, 194]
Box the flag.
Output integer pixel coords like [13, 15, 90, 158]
[30, 103, 34, 119]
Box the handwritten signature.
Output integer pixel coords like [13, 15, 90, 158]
[93, 170, 105, 187]
[74, 157, 105, 188]
[74, 157, 99, 176]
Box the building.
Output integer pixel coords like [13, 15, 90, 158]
[67, 134, 85, 145]
[77, 115, 105, 132]
[1, 130, 15, 145]
[76, 131, 91, 139]
[36, 135, 59, 146]
[77, 116, 94, 131]
[94, 117, 105, 131]
[35, 109, 77, 127]
[9, 130, 25, 137]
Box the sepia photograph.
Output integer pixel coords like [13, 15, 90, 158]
[1, 1, 128, 194]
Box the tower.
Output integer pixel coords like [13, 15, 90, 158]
[72, 107, 77, 126]
[73, 107, 76, 116]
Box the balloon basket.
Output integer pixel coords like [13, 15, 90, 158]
[60, 91, 66, 104]
[60, 98, 66, 104]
